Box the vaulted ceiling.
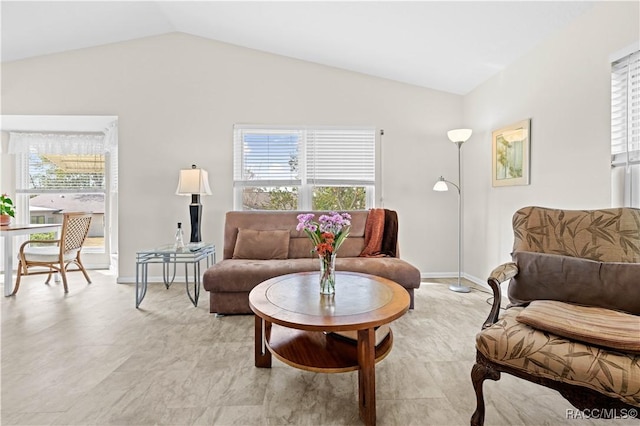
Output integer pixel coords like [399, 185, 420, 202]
[2, 1, 594, 95]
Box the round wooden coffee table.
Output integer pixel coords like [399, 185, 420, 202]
[249, 271, 410, 426]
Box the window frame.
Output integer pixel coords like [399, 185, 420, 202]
[611, 49, 640, 208]
[233, 125, 377, 211]
[16, 152, 110, 256]
[10, 130, 117, 269]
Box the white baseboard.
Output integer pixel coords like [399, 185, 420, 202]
[84, 263, 111, 270]
[119, 272, 491, 289]
[420, 271, 490, 290]
[117, 276, 193, 284]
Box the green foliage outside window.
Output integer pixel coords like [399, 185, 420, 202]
[242, 186, 366, 211]
[243, 187, 298, 210]
[313, 187, 366, 210]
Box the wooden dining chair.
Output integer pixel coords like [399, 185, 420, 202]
[12, 212, 93, 295]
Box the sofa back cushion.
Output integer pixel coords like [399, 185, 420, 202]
[511, 206, 640, 263]
[223, 211, 368, 260]
[508, 251, 640, 314]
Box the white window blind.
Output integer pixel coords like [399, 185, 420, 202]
[612, 51, 640, 166]
[611, 50, 640, 207]
[306, 128, 375, 186]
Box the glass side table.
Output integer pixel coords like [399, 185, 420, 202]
[135, 242, 215, 308]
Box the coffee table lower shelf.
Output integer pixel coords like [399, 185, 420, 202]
[267, 324, 394, 373]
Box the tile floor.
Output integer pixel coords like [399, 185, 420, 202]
[1, 272, 636, 425]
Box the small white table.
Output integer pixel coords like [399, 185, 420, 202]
[1, 223, 62, 296]
[135, 243, 216, 308]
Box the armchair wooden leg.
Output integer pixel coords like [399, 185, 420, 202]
[45, 268, 54, 284]
[60, 269, 69, 293]
[470, 360, 501, 426]
[76, 258, 92, 283]
[11, 261, 23, 296]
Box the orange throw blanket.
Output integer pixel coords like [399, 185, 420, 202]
[359, 208, 386, 257]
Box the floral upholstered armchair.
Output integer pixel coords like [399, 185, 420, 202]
[471, 206, 640, 426]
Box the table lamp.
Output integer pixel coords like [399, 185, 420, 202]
[176, 164, 212, 243]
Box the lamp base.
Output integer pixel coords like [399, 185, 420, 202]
[448, 284, 471, 293]
[189, 196, 202, 243]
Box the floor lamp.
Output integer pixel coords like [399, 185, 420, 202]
[176, 164, 212, 243]
[433, 128, 472, 293]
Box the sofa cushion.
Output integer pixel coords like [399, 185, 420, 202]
[203, 257, 422, 293]
[335, 257, 421, 290]
[476, 308, 640, 407]
[204, 258, 318, 292]
[508, 251, 640, 315]
[516, 300, 640, 354]
[23, 246, 79, 262]
[232, 229, 290, 260]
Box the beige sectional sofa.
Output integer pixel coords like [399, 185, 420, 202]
[203, 210, 421, 314]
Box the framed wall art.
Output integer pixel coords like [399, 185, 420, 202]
[492, 119, 531, 187]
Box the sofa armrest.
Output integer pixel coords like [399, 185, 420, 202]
[482, 262, 518, 329]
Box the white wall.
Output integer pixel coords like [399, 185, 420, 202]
[8, 3, 633, 285]
[462, 2, 640, 283]
[1, 33, 463, 280]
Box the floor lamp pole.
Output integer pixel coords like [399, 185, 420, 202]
[450, 141, 470, 293]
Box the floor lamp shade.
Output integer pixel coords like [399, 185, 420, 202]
[433, 176, 450, 192]
[176, 165, 212, 243]
[447, 128, 473, 143]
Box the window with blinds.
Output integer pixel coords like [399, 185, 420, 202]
[233, 125, 376, 210]
[611, 50, 640, 207]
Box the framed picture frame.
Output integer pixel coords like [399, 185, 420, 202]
[492, 119, 531, 187]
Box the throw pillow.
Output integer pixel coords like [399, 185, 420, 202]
[516, 300, 640, 354]
[232, 229, 290, 260]
[508, 251, 640, 315]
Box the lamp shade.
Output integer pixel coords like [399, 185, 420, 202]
[447, 128, 473, 143]
[433, 177, 449, 191]
[176, 166, 212, 195]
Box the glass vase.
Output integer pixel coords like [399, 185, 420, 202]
[319, 253, 337, 295]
